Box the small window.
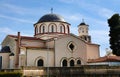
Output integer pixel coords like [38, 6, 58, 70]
[51, 25, 54, 32]
[77, 60, 81, 65]
[37, 59, 44, 66]
[70, 60, 74, 66]
[68, 42, 77, 53]
[60, 26, 62, 33]
[43, 26, 45, 33]
[69, 43, 74, 51]
[62, 59, 67, 67]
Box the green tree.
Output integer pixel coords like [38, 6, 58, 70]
[108, 14, 120, 56]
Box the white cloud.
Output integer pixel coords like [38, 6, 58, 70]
[98, 8, 114, 18]
[90, 30, 109, 43]
[2, 3, 27, 15]
[0, 14, 34, 23]
[0, 27, 16, 34]
[0, 3, 47, 16]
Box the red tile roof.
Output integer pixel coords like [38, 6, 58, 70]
[88, 56, 120, 63]
[8, 35, 44, 41]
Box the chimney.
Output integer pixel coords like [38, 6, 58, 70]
[15, 32, 21, 68]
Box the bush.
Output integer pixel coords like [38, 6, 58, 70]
[0, 72, 22, 77]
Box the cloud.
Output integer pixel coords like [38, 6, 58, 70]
[0, 14, 34, 23]
[1, 3, 27, 15]
[0, 3, 47, 16]
[98, 8, 114, 18]
[0, 27, 16, 34]
[90, 30, 109, 46]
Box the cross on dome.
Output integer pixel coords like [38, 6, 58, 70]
[51, 8, 53, 14]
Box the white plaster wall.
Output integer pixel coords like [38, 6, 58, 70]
[26, 48, 54, 67]
[54, 35, 87, 67]
[86, 44, 100, 60]
[0, 53, 9, 69]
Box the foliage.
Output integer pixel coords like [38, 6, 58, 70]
[0, 72, 22, 77]
[108, 13, 120, 56]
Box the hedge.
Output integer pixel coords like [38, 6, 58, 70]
[0, 72, 22, 77]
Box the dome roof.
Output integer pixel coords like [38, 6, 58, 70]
[78, 22, 89, 27]
[37, 13, 65, 23]
[80, 22, 86, 25]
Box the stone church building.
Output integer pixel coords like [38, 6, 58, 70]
[0, 13, 100, 69]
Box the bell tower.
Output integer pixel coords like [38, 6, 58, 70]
[78, 20, 91, 43]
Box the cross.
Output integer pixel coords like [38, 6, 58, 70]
[51, 8, 53, 14]
[82, 18, 84, 23]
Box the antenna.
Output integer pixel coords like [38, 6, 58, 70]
[51, 8, 53, 14]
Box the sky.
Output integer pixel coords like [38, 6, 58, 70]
[0, 0, 120, 57]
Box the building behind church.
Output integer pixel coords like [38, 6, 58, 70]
[0, 13, 100, 69]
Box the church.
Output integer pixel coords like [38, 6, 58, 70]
[0, 12, 100, 69]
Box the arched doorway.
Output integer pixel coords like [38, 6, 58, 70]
[62, 59, 67, 67]
[37, 59, 44, 66]
[70, 60, 74, 66]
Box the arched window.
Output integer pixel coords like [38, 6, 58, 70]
[70, 60, 74, 66]
[60, 26, 62, 33]
[77, 60, 81, 65]
[37, 59, 44, 66]
[42, 26, 45, 33]
[51, 25, 54, 32]
[62, 59, 67, 67]
[35, 26, 38, 34]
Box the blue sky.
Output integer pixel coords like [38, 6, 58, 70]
[0, 0, 120, 56]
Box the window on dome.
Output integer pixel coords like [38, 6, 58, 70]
[43, 26, 45, 33]
[51, 25, 54, 32]
[60, 26, 62, 33]
[35, 26, 38, 34]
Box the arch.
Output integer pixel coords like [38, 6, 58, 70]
[48, 23, 57, 32]
[77, 60, 81, 65]
[62, 59, 67, 67]
[59, 24, 65, 33]
[76, 57, 84, 65]
[37, 59, 44, 66]
[67, 25, 70, 34]
[40, 25, 45, 33]
[60, 26, 62, 33]
[70, 60, 74, 66]
[68, 57, 75, 67]
[35, 26, 38, 35]
[39, 24, 46, 33]
[35, 56, 44, 66]
[51, 25, 54, 32]
[60, 57, 68, 67]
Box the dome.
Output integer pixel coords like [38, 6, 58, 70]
[80, 22, 86, 25]
[37, 13, 65, 23]
[78, 22, 89, 27]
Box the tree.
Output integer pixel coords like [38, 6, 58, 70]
[108, 14, 120, 56]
